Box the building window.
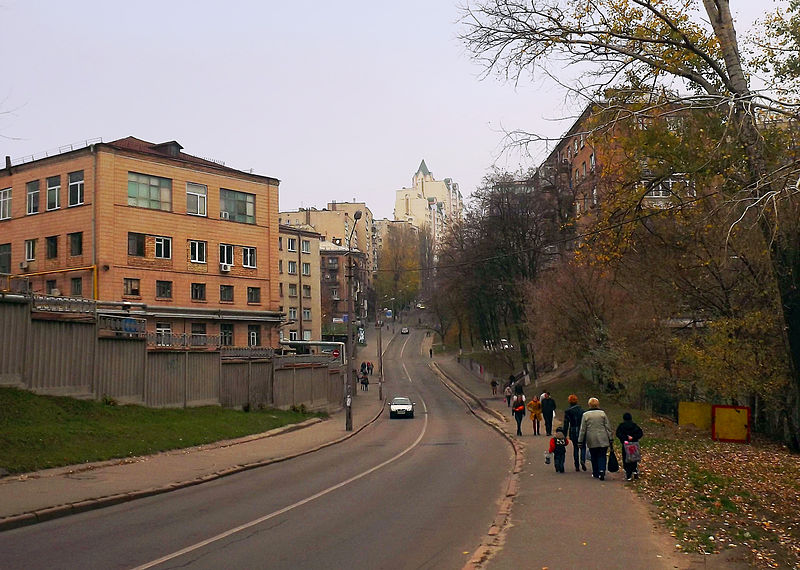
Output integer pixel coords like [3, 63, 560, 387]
[68, 171, 84, 206]
[302, 262, 311, 276]
[25, 239, 36, 261]
[156, 280, 172, 299]
[156, 322, 172, 346]
[123, 278, 140, 296]
[303, 330, 312, 341]
[186, 182, 207, 216]
[219, 188, 255, 224]
[128, 172, 172, 211]
[46, 235, 58, 259]
[248, 325, 261, 346]
[279, 260, 283, 273]
[46, 176, 61, 210]
[71, 277, 82, 297]
[190, 240, 207, 263]
[190, 323, 207, 346]
[247, 287, 261, 304]
[287, 260, 297, 274]
[242, 247, 256, 268]
[301, 239, 311, 253]
[69, 232, 83, 257]
[278, 237, 283, 250]
[0, 188, 10, 220]
[154, 236, 171, 259]
[288, 330, 298, 341]
[302, 308, 311, 321]
[219, 244, 234, 266]
[220, 323, 234, 346]
[331, 288, 339, 300]
[46, 279, 57, 295]
[128, 232, 145, 256]
[302, 284, 311, 298]
[220, 284, 234, 302]
[582, 162, 587, 177]
[26, 181, 39, 215]
[287, 237, 297, 252]
[288, 307, 298, 320]
[288, 283, 297, 297]
[0, 243, 10, 274]
[279, 283, 283, 297]
[191, 282, 206, 301]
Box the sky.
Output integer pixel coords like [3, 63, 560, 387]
[0, 1, 769, 220]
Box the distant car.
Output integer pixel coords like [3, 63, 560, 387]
[499, 338, 513, 349]
[389, 396, 415, 418]
[400, 327, 410, 334]
[415, 303, 426, 310]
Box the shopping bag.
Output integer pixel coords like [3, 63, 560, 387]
[624, 441, 641, 462]
[607, 445, 619, 473]
[544, 450, 552, 465]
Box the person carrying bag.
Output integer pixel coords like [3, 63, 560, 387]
[616, 412, 644, 481]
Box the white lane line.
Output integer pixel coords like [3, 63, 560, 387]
[133, 401, 429, 570]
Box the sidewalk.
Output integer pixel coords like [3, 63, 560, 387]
[430, 350, 744, 570]
[0, 326, 391, 532]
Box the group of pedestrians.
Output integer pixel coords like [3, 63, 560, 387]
[359, 361, 374, 391]
[498, 380, 643, 481]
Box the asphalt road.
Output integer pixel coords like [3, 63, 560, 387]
[0, 329, 513, 569]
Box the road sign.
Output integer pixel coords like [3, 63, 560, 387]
[332, 349, 340, 358]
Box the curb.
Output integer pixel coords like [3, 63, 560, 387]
[0, 405, 386, 533]
[427, 360, 524, 569]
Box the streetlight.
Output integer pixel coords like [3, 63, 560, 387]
[345, 210, 362, 431]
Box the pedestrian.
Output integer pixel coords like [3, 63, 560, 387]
[367, 361, 373, 375]
[540, 391, 557, 436]
[548, 427, 570, 473]
[527, 396, 542, 435]
[578, 397, 614, 481]
[504, 384, 513, 407]
[512, 392, 526, 436]
[360, 361, 367, 376]
[616, 412, 644, 481]
[429, 348, 433, 358]
[490, 379, 498, 395]
[563, 394, 587, 472]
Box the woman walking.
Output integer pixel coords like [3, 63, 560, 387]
[578, 397, 613, 480]
[527, 397, 542, 435]
[512, 392, 526, 436]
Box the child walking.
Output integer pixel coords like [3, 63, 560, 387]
[549, 427, 570, 473]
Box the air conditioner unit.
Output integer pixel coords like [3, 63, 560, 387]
[220, 263, 232, 272]
[220, 211, 230, 220]
[19, 261, 29, 271]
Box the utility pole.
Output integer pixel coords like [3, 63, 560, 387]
[377, 319, 383, 400]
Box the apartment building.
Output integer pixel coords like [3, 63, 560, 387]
[393, 160, 462, 250]
[319, 239, 367, 342]
[0, 137, 282, 347]
[278, 223, 322, 341]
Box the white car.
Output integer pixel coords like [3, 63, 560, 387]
[400, 327, 410, 334]
[389, 396, 415, 419]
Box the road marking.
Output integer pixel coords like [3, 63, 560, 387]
[133, 400, 429, 570]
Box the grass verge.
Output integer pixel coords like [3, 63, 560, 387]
[0, 387, 326, 474]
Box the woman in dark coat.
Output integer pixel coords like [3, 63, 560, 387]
[616, 412, 644, 481]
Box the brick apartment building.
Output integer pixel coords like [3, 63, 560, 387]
[278, 223, 322, 342]
[0, 137, 282, 347]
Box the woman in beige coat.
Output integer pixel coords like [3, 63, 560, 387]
[577, 397, 613, 480]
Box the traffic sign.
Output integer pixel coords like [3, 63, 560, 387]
[332, 349, 340, 358]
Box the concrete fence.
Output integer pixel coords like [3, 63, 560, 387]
[0, 295, 344, 411]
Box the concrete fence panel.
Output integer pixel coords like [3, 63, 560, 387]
[25, 319, 95, 396]
[0, 300, 30, 386]
[94, 338, 147, 404]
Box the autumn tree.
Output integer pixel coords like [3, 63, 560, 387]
[374, 223, 421, 317]
[462, 0, 800, 449]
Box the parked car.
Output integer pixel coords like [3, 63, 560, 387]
[499, 338, 513, 349]
[415, 303, 426, 310]
[400, 327, 410, 334]
[389, 396, 415, 418]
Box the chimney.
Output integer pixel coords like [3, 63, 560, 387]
[5, 156, 11, 170]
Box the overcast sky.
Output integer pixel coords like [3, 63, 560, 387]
[1, 1, 768, 220]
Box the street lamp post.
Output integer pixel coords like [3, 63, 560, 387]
[345, 210, 362, 431]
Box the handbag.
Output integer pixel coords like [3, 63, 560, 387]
[607, 444, 619, 473]
[624, 441, 642, 462]
[544, 450, 552, 464]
